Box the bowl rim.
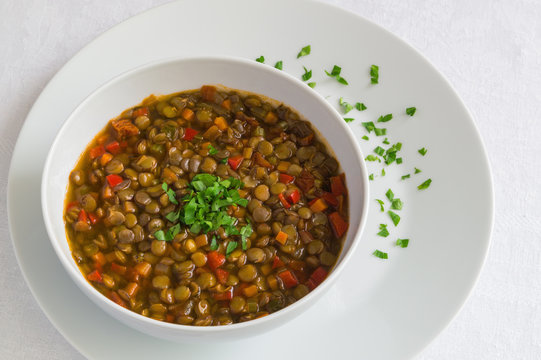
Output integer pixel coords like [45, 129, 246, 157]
[41, 55, 369, 333]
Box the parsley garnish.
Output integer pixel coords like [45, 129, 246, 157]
[362, 135, 369, 141]
[396, 239, 409, 248]
[369, 174, 374, 181]
[401, 174, 411, 180]
[226, 241, 238, 255]
[374, 127, 387, 136]
[385, 189, 394, 201]
[325, 65, 349, 85]
[388, 210, 400, 226]
[339, 97, 354, 114]
[365, 155, 381, 162]
[376, 199, 385, 212]
[414, 167, 422, 174]
[418, 179, 432, 190]
[274, 61, 283, 70]
[307, 82, 316, 88]
[377, 224, 389, 237]
[373, 249, 388, 259]
[297, 45, 311, 58]
[382, 138, 390, 145]
[381, 168, 386, 176]
[377, 114, 393, 123]
[162, 182, 178, 205]
[356, 102, 367, 111]
[362, 121, 376, 133]
[406, 107, 416, 116]
[396, 158, 403, 164]
[302, 66, 312, 81]
[370, 65, 379, 84]
[418, 147, 428, 156]
[344, 117, 355, 123]
[374, 146, 385, 156]
[207, 144, 218, 155]
[221, 158, 228, 164]
[210, 236, 218, 251]
[391, 198, 403, 210]
[255, 56, 265, 63]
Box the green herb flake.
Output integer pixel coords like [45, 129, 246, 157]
[388, 210, 401, 226]
[391, 198, 403, 210]
[339, 97, 354, 114]
[418, 179, 432, 190]
[374, 146, 385, 156]
[255, 56, 265, 63]
[154, 230, 167, 241]
[325, 65, 349, 85]
[406, 107, 416, 116]
[414, 167, 422, 174]
[221, 158, 228, 164]
[365, 155, 381, 162]
[385, 189, 394, 201]
[297, 45, 311, 58]
[374, 127, 387, 136]
[207, 144, 218, 155]
[210, 236, 218, 251]
[302, 66, 312, 81]
[376, 199, 385, 212]
[373, 249, 388, 259]
[396, 157, 403, 164]
[370, 65, 379, 84]
[381, 168, 386, 176]
[362, 135, 369, 141]
[344, 117, 355, 123]
[401, 174, 411, 180]
[362, 121, 376, 133]
[226, 241, 238, 255]
[369, 174, 374, 181]
[377, 114, 393, 123]
[377, 224, 389, 237]
[418, 147, 428, 156]
[396, 239, 409, 248]
[307, 82, 316, 88]
[274, 61, 283, 70]
[162, 182, 178, 205]
[356, 102, 367, 111]
[382, 138, 390, 145]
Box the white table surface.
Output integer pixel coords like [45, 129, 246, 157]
[1, 0, 540, 359]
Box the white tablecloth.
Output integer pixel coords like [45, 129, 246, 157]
[1, 0, 540, 358]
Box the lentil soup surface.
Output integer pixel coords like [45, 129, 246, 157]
[64, 85, 350, 326]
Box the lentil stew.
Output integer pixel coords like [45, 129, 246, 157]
[64, 85, 349, 326]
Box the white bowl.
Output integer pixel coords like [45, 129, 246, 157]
[41, 56, 369, 342]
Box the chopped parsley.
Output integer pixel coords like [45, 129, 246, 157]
[307, 82, 316, 88]
[274, 61, 283, 70]
[369, 174, 374, 181]
[226, 241, 238, 255]
[377, 114, 393, 123]
[162, 182, 179, 205]
[325, 65, 349, 85]
[210, 236, 219, 250]
[220, 158, 228, 164]
[373, 249, 388, 259]
[297, 45, 311, 58]
[414, 167, 422, 174]
[362, 135, 369, 141]
[401, 174, 411, 180]
[382, 138, 390, 145]
[383, 142, 402, 165]
[374, 146, 385, 156]
[207, 144, 218, 155]
[396, 157, 403, 164]
[339, 97, 354, 113]
[406, 107, 416, 116]
[374, 127, 387, 136]
[376, 199, 385, 212]
[344, 117, 355, 123]
[385, 189, 394, 201]
[418, 147, 428, 156]
[362, 121, 376, 133]
[365, 155, 381, 162]
[370, 65, 379, 84]
[418, 179, 432, 190]
[356, 102, 367, 111]
[381, 168, 386, 176]
[255, 56, 265, 63]
[302, 66, 312, 81]
[396, 239, 409, 248]
[388, 210, 400, 226]
[391, 198, 403, 210]
[377, 224, 389, 237]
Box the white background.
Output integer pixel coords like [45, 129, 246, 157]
[1, 0, 540, 359]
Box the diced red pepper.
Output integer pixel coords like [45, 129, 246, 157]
[330, 175, 346, 196]
[234, 282, 250, 297]
[322, 192, 339, 207]
[132, 107, 149, 117]
[109, 291, 127, 308]
[278, 270, 298, 289]
[89, 145, 105, 159]
[66, 201, 78, 211]
[106, 174, 123, 188]
[213, 286, 233, 301]
[287, 189, 301, 204]
[310, 266, 328, 286]
[207, 251, 226, 271]
[183, 128, 199, 141]
[87, 269, 102, 283]
[215, 268, 229, 285]
[279, 173, 295, 184]
[78, 209, 88, 223]
[328, 212, 348, 238]
[110, 262, 127, 276]
[105, 141, 121, 155]
[278, 193, 291, 209]
[87, 212, 98, 225]
[227, 155, 243, 170]
[272, 256, 285, 269]
[119, 140, 128, 148]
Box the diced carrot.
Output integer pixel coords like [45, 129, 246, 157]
[287, 189, 301, 204]
[278, 270, 298, 289]
[89, 145, 105, 159]
[322, 192, 339, 207]
[88, 212, 98, 225]
[215, 268, 229, 285]
[111, 262, 127, 275]
[253, 152, 272, 168]
[309, 198, 328, 213]
[278, 193, 291, 209]
[100, 152, 113, 166]
[181, 108, 194, 121]
[264, 111, 278, 124]
[207, 251, 226, 271]
[328, 212, 348, 238]
[91, 251, 107, 266]
[132, 107, 149, 118]
[213, 287, 234, 301]
[124, 282, 139, 298]
[214, 116, 228, 131]
[78, 209, 88, 223]
[87, 270, 102, 283]
[275, 231, 288, 245]
[183, 127, 199, 141]
[242, 284, 258, 298]
[279, 173, 295, 184]
[277, 161, 290, 172]
[267, 276, 279, 291]
[228, 155, 243, 170]
[134, 261, 152, 277]
[200, 85, 217, 101]
[221, 99, 231, 111]
[106, 174, 123, 188]
[105, 141, 121, 155]
[330, 175, 346, 196]
[109, 291, 127, 308]
[272, 256, 285, 269]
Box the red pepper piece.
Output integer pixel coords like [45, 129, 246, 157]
[330, 175, 346, 196]
[287, 189, 301, 204]
[278, 193, 291, 209]
[110, 262, 127, 276]
[278, 270, 298, 289]
[105, 141, 121, 155]
[132, 107, 149, 117]
[78, 209, 88, 223]
[272, 256, 285, 269]
[213, 286, 233, 301]
[89, 145, 105, 159]
[227, 155, 243, 170]
[87, 270, 102, 283]
[215, 268, 229, 285]
[109, 291, 127, 308]
[106, 174, 123, 188]
[322, 192, 339, 207]
[279, 173, 295, 184]
[207, 251, 226, 271]
[310, 266, 328, 286]
[328, 212, 348, 238]
[183, 128, 199, 141]
[88, 212, 98, 225]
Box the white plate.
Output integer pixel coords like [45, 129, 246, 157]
[7, 0, 494, 359]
